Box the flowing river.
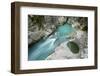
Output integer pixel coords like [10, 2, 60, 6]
[28, 23, 75, 60]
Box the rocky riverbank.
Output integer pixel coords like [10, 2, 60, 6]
[28, 15, 88, 60]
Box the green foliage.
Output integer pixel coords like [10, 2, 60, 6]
[82, 26, 88, 31]
[28, 15, 45, 30]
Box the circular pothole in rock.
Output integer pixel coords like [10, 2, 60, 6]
[67, 41, 80, 54]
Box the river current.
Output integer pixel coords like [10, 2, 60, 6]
[28, 23, 75, 60]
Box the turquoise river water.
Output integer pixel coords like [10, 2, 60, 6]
[28, 23, 75, 60]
